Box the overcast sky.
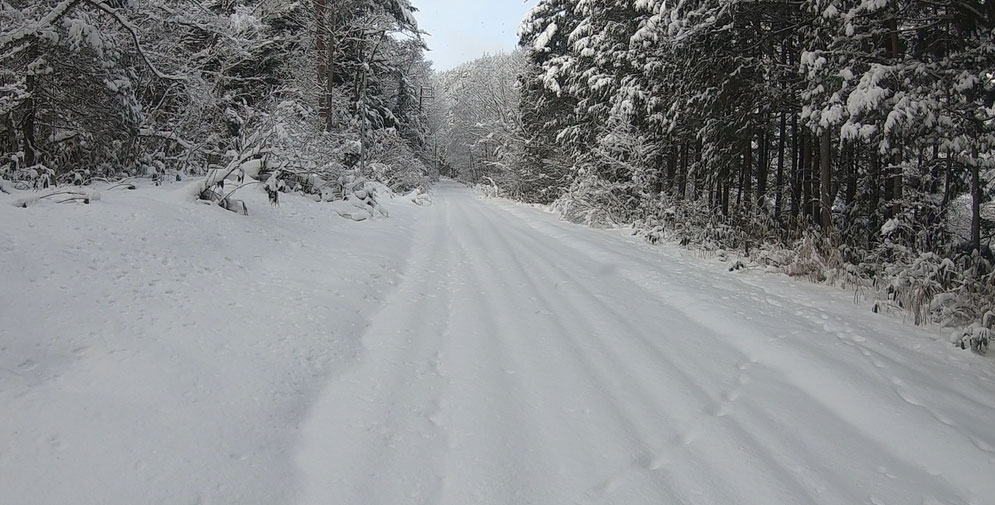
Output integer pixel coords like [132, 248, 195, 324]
[413, 0, 538, 71]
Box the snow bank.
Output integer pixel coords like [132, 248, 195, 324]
[0, 182, 425, 505]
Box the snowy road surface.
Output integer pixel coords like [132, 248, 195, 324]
[2, 181, 994, 505]
[297, 182, 995, 505]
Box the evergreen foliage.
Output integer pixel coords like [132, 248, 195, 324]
[507, 0, 995, 346]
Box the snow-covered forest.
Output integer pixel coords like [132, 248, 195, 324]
[3, 1, 991, 346]
[4, 2, 995, 505]
[433, 0, 995, 349]
[1, 0, 433, 213]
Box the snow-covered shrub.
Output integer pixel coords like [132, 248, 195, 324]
[364, 129, 429, 193]
[955, 309, 994, 355]
[880, 253, 956, 325]
[474, 177, 504, 198]
[553, 175, 641, 228]
[198, 128, 278, 214]
[1, 157, 55, 190]
[779, 231, 842, 282]
[330, 173, 389, 221]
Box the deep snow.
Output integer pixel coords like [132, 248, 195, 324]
[2, 181, 994, 505]
[1, 182, 418, 504]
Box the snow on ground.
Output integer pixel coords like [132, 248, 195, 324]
[3, 180, 995, 505]
[0, 182, 420, 505]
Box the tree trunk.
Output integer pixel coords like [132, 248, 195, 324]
[722, 181, 731, 217]
[719, 157, 731, 216]
[800, 129, 811, 220]
[775, 112, 786, 220]
[819, 129, 833, 229]
[677, 142, 688, 200]
[887, 15, 903, 217]
[694, 140, 704, 200]
[791, 113, 801, 219]
[315, 0, 327, 120]
[756, 125, 768, 209]
[736, 154, 745, 209]
[970, 147, 982, 253]
[869, 152, 881, 246]
[326, 38, 337, 131]
[743, 126, 754, 211]
[665, 147, 677, 194]
[809, 134, 820, 221]
[941, 148, 953, 207]
[2, 113, 16, 157]
[892, 151, 903, 216]
[22, 76, 37, 168]
[844, 142, 857, 207]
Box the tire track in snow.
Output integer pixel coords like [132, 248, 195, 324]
[484, 192, 995, 504]
[430, 192, 564, 504]
[293, 182, 995, 505]
[459, 198, 831, 504]
[450, 200, 664, 499]
[294, 194, 462, 505]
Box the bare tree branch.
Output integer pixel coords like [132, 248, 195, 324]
[86, 1, 189, 82]
[0, 0, 84, 52]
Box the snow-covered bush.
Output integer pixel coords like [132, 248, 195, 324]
[364, 129, 429, 193]
[553, 174, 643, 228]
[329, 173, 389, 221]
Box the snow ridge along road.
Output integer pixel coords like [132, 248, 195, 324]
[296, 181, 995, 505]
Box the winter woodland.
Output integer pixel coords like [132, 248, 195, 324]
[1, 0, 993, 350]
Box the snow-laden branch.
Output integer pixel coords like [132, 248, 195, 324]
[1, 0, 187, 82]
[138, 129, 193, 150]
[0, 0, 83, 51]
[87, 1, 188, 82]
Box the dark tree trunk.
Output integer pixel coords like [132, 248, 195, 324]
[2, 113, 16, 157]
[22, 73, 37, 168]
[887, 15, 903, 217]
[743, 127, 753, 210]
[928, 143, 940, 194]
[756, 125, 768, 210]
[694, 140, 704, 200]
[810, 134, 820, 221]
[791, 114, 802, 219]
[869, 152, 882, 246]
[742, 128, 753, 210]
[800, 129, 812, 220]
[316, 0, 327, 120]
[774, 112, 786, 220]
[722, 180, 731, 217]
[970, 147, 982, 253]
[844, 142, 857, 207]
[941, 148, 953, 207]
[742, 128, 753, 211]
[666, 147, 677, 193]
[892, 151, 903, 216]
[819, 129, 833, 229]
[737, 153, 745, 208]
[677, 142, 688, 200]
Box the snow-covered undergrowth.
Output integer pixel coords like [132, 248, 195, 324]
[0, 181, 425, 505]
[546, 188, 995, 355]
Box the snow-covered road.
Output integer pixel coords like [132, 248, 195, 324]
[297, 182, 995, 505]
[3, 181, 994, 505]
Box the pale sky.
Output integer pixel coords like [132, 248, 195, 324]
[413, 0, 538, 71]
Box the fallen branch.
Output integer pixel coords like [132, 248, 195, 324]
[14, 189, 100, 207]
